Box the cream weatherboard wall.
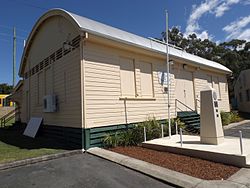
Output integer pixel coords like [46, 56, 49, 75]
[173, 62, 230, 114]
[83, 39, 230, 129]
[14, 9, 232, 150]
[20, 16, 82, 128]
[83, 41, 176, 129]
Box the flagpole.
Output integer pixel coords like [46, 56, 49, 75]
[166, 10, 171, 139]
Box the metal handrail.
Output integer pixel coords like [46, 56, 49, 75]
[175, 99, 196, 112]
[0, 107, 20, 127]
[0, 108, 17, 119]
[196, 98, 200, 108]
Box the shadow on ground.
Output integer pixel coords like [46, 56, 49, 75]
[0, 124, 74, 150]
[239, 112, 250, 120]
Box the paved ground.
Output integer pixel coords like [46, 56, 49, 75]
[0, 153, 175, 188]
[224, 122, 250, 138]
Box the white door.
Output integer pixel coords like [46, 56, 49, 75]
[175, 70, 195, 111]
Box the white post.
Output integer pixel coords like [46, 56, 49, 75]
[161, 124, 164, 138]
[166, 10, 171, 139]
[180, 128, 183, 147]
[239, 131, 243, 155]
[144, 126, 146, 142]
[175, 121, 178, 135]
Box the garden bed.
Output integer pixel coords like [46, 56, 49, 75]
[109, 146, 240, 180]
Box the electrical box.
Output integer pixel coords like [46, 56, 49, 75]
[200, 87, 224, 145]
[43, 95, 58, 113]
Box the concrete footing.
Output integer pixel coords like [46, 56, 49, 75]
[142, 135, 250, 168]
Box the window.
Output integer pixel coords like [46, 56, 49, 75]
[120, 57, 136, 97]
[246, 89, 250, 102]
[140, 62, 153, 97]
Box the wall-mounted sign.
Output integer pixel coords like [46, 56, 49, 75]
[158, 71, 168, 86]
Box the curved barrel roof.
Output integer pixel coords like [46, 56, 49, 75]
[19, 9, 231, 76]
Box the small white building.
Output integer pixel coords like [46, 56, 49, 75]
[234, 69, 250, 113]
[12, 9, 231, 149]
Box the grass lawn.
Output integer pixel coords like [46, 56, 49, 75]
[0, 125, 68, 164]
[0, 142, 62, 164]
[4, 118, 15, 127]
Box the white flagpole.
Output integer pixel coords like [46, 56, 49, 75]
[166, 10, 171, 139]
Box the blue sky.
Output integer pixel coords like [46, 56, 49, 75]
[0, 0, 250, 85]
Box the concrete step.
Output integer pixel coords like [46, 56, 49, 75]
[185, 119, 200, 124]
[181, 116, 200, 121]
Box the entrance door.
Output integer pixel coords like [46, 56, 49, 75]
[175, 70, 195, 111]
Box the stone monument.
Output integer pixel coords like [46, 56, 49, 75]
[200, 87, 224, 145]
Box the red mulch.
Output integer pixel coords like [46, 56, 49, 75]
[109, 146, 240, 180]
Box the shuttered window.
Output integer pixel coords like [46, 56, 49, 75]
[120, 57, 136, 97]
[212, 76, 221, 99]
[140, 62, 153, 97]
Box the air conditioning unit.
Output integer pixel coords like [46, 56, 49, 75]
[43, 95, 58, 113]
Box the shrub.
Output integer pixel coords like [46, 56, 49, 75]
[221, 111, 231, 126]
[103, 117, 180, 148]
[220, 111, 241, 126]
[103, 132, 121, 148]
[138, 117, 161, 140]
[162, 118, 185, 136]
[230, 111, 241, 123]
[119, 129, 137, 146]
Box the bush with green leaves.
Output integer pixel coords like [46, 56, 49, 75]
[103, 131, 121, 148]
[161, 118, 185, 136]
[103, 117, 181, 148]
[220, 111, 241, 126]
[138, 117, 161, 140]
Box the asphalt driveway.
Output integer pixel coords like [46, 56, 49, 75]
[0, 153, 175, 188]
[224, 121, 250, 138]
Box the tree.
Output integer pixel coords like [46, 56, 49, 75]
[159, 29, 250, 103]
[0, 83, 13, 94]
[220, 39, 246, 51]
[160, 28, 250, 79]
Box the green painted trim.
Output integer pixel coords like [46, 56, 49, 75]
[90, 124, 134, 134]
[84, 128, 90, 149]
[88, 123, 136, 148]
[82, 129, 85, 150]
[38, 119, 170, 150]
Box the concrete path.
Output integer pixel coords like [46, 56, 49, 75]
[0, 153, 174, 188]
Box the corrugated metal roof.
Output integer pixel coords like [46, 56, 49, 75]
[67, 10, 231, 73]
